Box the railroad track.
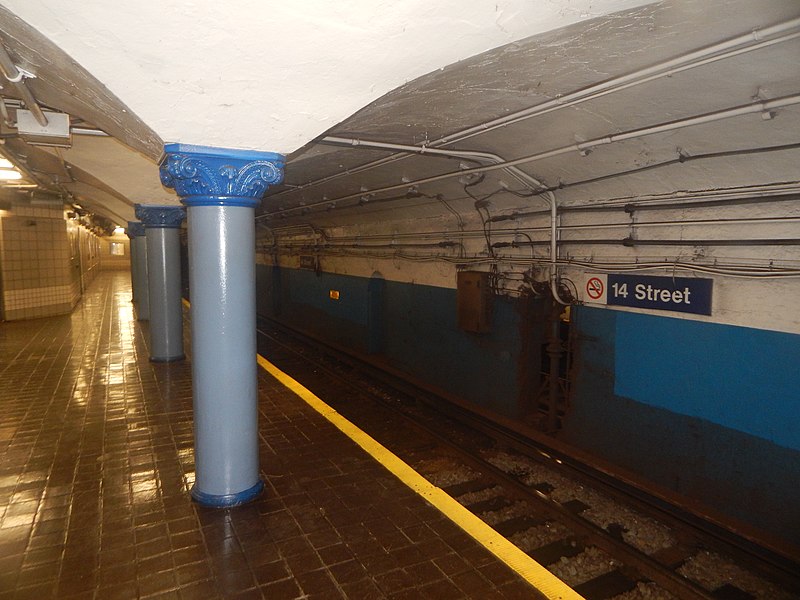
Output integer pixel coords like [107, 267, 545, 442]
[256, 320, 800, 600]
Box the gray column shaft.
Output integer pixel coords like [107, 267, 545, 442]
[129, 240, 139, 303]
[188, 205, 259, 500]
[146, 227, 184, 361]
[133, 236, 150, 320]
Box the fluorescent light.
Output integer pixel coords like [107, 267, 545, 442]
[0, 158, 13, 169]
[0, 169, 22, 180]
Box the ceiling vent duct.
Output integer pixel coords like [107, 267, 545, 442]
[16, 109, 72, 148]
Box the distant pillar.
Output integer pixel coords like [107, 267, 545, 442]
[126, 222, 141, 303]
[160, 143, 284, 507]
[135, 205, 186, 362]
[128, 221, 150, 320]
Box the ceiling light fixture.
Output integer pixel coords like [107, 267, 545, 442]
[0, 168, 21, 180]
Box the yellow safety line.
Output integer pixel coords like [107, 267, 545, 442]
[256, 353, 583, 600]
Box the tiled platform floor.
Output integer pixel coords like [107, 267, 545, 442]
[0, 272, 541, 599]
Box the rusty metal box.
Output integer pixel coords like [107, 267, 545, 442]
[457, 271, 492, 333]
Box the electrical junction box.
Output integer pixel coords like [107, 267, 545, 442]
[16, 109, 72, 147]
[457, 271, 492, 333]
[299, 255, 317, 270]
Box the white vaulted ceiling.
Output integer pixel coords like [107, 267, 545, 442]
[1, 0, 654, 155]
[0, 0, 797, 229]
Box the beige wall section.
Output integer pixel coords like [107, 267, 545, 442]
[259, 199, 800, 336]
[0, 203, 104, 321]
[0, 204, 73, 320]
[99, 232, 131, 270]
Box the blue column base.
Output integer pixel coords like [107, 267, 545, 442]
[190, 479, 264, 508]
[150, 354, 186, 363]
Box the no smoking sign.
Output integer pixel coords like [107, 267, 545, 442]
[583, 273, 608, 304]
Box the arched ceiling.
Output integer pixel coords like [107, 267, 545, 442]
[0, 0, 797, 231]
[262, 0, 800, 230]
[0, 0, 651, 154]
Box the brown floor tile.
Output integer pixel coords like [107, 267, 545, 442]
[282, 547, 325, 576]
[478, 559, 521, 587]
[403, 560, 445, 587]
[138, 570, 178, 597]
[420, 577, 468, 599]
[175, 560, 213, 585]
[258, 576, 301, 598]
[452, 568, 496, 595]
[373, 567, 416, 594]
[339, 577, 386, 600]
[251, 559, 290, 586]
[293, 567, 340, 597]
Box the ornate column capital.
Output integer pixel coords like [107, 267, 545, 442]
[127, 221, 146, 238]
[135, 205, 186, 228]
[159, 143, 285, 208]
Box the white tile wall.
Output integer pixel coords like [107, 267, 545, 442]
[3, 284, 73, 309]
[1, 212, 74, 320]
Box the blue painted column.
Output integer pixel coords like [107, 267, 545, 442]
[160, 143, 284, 507]
[135, 205, 186, 362]
[128, 221, 150, 321]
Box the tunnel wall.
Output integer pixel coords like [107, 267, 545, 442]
[566, 305, 800, 543]
[256, 264, 544, 418]
[256, 258, 800, 545]
[99, 231, 131, 271]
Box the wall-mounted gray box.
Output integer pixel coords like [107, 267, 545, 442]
[457, 271, 492, 333]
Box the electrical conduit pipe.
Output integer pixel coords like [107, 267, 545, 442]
[320, 136, 569, 304]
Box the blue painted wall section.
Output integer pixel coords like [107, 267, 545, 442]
[614, 311, 800, 450]
[256, 265, 531, 418]
[566, 305, 800, 544]
[382, 279, 522, 417]
[282, 268, 370, 352]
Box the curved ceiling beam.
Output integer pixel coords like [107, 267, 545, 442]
[0, 6, 162, 159]
[44, 136, 178, 206]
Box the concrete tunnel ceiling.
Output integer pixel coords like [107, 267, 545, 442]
[0, 0, 797, 228]
[260, 0, 800, 228]
[0, 0, 653, 154]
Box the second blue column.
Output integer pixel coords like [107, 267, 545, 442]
[135, 205, 186, 362]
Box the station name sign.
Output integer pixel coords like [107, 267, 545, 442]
[584, 273, 712, 315]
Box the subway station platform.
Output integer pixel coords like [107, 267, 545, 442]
[0, 272, 555, 599]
